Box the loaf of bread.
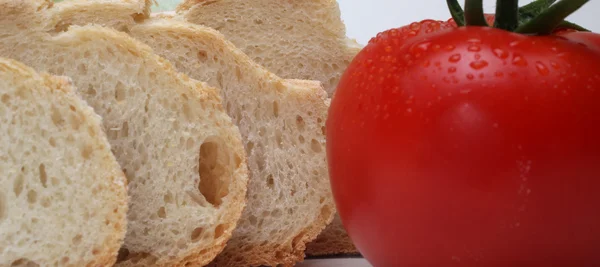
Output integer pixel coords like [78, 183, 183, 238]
[176, 0, 362, 96]
[0, 1, 249, 266]
[0, 56, 128, 267]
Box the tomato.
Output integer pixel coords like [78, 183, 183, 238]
[326, 7, 600, 267]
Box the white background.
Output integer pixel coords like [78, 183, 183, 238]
[337, 0, 599, 45]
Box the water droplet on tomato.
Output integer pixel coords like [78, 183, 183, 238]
[470, 60, 489, 70]
[410, 22, 421, 31]
[493, 123, 499, 128]
[495, 71, 504, 78]
[422, 60, 431, 67]
[466, 73, 475, 80]
[445, 45, 456, 51]
[512, 55, 528, 67]
[449, 54, 461, 63]
[383, 113, 390, 120]
[417, 41, 432, 51]
[493, 48, 509, 59]
[550, 61, 559, 69]
[467, 38, 482, 44]
[535, 62, 549, 76]
[509, 41, 520, 47]
[448, 67, 457, 73]
[432, 44, 441, 51]
[406, 108, 413, 113]
[468, 45, 481, 52]
[385, 46, 392, 53]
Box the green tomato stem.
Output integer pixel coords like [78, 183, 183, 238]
[516, 0, 589, 34]
[494, 0, 519, 31]
[464, 0, 489, 26]
[447, 0, 466, 26]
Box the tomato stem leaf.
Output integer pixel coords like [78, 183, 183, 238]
[494, 0, 519, 31]
[464, 0, 489, 26]
[516, 0, 589, 34]
[447, 0, 466, 27]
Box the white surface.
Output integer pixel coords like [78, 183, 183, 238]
[338, 0, 599, 45]
[297, 258, 372, 267]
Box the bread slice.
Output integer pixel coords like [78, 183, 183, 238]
[0, 1, 249, 266]
[175, 0, 361, 256]
[176, 0, 363, 96]
[128, 18, 335, 267]
[0, 57, 128, 266]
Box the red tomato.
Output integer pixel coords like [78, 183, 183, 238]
[327, 22, 600, 266]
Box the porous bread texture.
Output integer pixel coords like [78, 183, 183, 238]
[176, 0, 363, 96]
[305, 215, 359, 256]
[0, 57, 128, 267]
[128, 19, 335, 267]
[176, 0, 362, 256]
[0, 2, 249, 266]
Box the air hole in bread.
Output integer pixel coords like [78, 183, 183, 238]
[182, 103, 192, 121]
[246, 141, 254, 154]
[197, 50, 208, 62]
[296, 115, 305, 131]
[71, 234, 83, 245]
[51, 106, 64, 127]
[0, 191, 5, 222]
[77, 64, 87, 75]
[298, 135, 305, 144]
[254, 19, 264, 25]
[272, 101, 280, 117]
[258, 126, 266, 137]
[115, 81, 127, 102]
[157, 207, 167, 219]
[10, 258, 39, 267]
[53, 21, 71, 33]
[248, 215, 258, 225]
[266, 174, 274, 189]
[131, 12, 146, 23]
[81, 144, 93, 159]
[214, 224, 226, 239]
[13, 174, 24, 197]
[321, 126, 326, 136]
[198, 138, 231, 207]
[27, 190, 37, 204]
[275, 251, 285, 260]
[311, 139, 322, 153]
[216, 72, 223, 88]
[86, 84, 97, 96]
[1, 94, 9, 104]
[163, 191, 173, 203]
[38, 164, 47, 188]
[275, 130, 283, 148]
[191, 227, 204, 241]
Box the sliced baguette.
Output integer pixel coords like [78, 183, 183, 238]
[176, 0, 363, 97]
[0, 57, 128, 267]
[129, 18, 335, 267]
[47, 2, 336, 264]
[176, 0, 361, 256]
[0, 1, 249, 266]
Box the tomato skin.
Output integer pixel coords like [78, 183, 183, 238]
[327, 26, 600, 266]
